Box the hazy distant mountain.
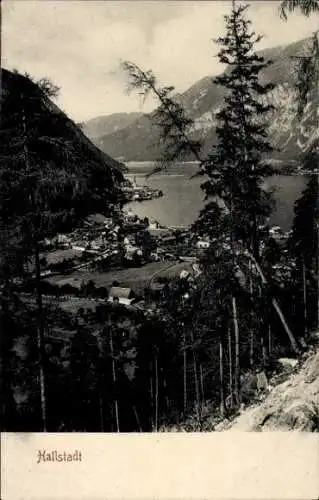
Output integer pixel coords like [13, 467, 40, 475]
[80, 112, 145, 143]
[94, 37, 318, 164]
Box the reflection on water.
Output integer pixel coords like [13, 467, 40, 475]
[125, 162, 307, 231]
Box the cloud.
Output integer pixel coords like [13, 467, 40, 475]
[148, 3, 226, 90]
[2, 0, 319, 122]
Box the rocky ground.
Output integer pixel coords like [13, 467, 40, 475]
[161, 331, 319, 433]
[216, 332, 319, 432]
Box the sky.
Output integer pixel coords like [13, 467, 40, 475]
[2, 0, 319, 123]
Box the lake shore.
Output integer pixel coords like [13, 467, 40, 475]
[124, 163, 308, 231]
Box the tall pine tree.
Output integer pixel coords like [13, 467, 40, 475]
[198, 1, 275, 261]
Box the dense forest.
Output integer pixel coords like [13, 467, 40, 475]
[0, 0, 318, 432]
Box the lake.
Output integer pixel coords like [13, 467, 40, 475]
[125, 162, 308, 231]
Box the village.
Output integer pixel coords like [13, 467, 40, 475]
[23, 189, 292, 318]
[121, 177, 164, 202]
[36, 205, 202, 306]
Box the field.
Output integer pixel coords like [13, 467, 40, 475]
[43, 248, 83, 265]
[59, 297, 103, 314]
[46, 260, 194, 295]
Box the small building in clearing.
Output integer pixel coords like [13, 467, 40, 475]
[108, 287, 136, 306]
[196, 239, 210, 249]
[149, 219, 161, 230]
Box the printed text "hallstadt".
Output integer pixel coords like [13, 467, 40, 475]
[37, 450, 82, 463]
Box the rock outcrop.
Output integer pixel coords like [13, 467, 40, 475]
[217, 340, 319, 432]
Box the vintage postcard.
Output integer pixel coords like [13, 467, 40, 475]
[1, 0, 319, 498]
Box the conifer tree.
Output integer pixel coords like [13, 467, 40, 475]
[121, 61, 202, 171]
[198, 1, 275, 260]
[196, 1, 277, 397]
[280, 0, 319, 20]
[122, 3, 300, 383]
[200, 1, 298, 354]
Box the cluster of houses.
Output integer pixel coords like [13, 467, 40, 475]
[38, 210, 293, 317]
[41, 207, 290, 275]
[122, 178, 163, 202]
[40, 211, 166, 273]
[123, 235, 144, 263]
[268, 226, 290, 241]
[42, 219, 120, 256]
[296, 165, 319, 175]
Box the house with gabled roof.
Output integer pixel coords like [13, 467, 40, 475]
[108, 287, 136, 306]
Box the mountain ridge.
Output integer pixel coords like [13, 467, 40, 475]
[80, 112, 145, 145]
[83, 36, 318, 164]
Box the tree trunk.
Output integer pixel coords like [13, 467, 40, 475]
[273, 298, 299, 352]
[268, 324, 272, 358]
[133, 405, 142, 432]
[314, 42, 319, 329]
[22, 104, 47, 431]
[249, 331, 254, 368]
[265, 288, 272, 357]
[259, 284, 268, 367]
[109, 327, 119, 432]
[199, 364, 205, 406]
[154, 352, 158, 432]
[149, 361, 154, 430]
[248, 254, 299, 353]
[227, 326, 233, 409]
[35, 244, 47, 431]
[183, 330, 187, 413]
[261, 334, 267, 368]
[232, 296, 240, 406]
[97, 335, 104, 432]
[162, 373, 170, 410]
[99, 393, 104, 432]
[190, 330, 200, 419]
[316, 173, 319, 330]
[219, 335, 226, 417]
[249, 261, 254, 367]
[302, 256, 308, 336]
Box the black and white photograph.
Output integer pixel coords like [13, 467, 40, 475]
[1, 0, 319, 434]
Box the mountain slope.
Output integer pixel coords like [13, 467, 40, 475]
[1, 68, 126, 179]
[96, 37, 318, 163]
[80, 112, 144, 142]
